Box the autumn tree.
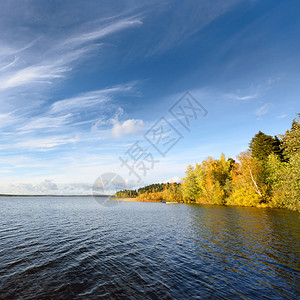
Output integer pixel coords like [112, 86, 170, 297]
[228, 151, 265, 207]
[195, 154, 233, 205]
[163, 182, 183, 202]
[181, 165, 200, 203]
[182, 154, 233, 205]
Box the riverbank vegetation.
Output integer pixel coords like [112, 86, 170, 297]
[115, 183, 181, 202]
[116, 114, 300, 211]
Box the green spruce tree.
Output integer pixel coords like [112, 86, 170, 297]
[249, 131, 277, 161]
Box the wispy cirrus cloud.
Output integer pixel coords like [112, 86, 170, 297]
[50, 84, 133, 114]
[0, 137, 73, 152]
[15, 136, 80, 151]
[145, 0, 241, 56]
[19, 114, 73, 132]
[0, 65, 69, 90]
[0, 14, 143, 94]
[223, 76, 283, 103]
[256, 103, 272, 116]
[0, 112, 21, 129]
[65, 18, 143, 46]
[50, 91, 109, 114]
[0, 56, 19, 72]
[277, 114, 287, 119]
[225, 93, 259, 101]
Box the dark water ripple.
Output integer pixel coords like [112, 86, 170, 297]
[0, 197, 299, 299]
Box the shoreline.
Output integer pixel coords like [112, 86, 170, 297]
[109, 197, 161, 203]
[111, 197, 299, 211]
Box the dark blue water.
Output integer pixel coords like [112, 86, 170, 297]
[0, 197, 299, 299]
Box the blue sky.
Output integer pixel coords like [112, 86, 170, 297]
[0, 0, 299, 194]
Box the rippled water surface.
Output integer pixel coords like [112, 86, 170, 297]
[0, 197, 299, 299]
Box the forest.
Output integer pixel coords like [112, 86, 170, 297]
[116, 114, 300, 211]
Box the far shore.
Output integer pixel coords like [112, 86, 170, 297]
[109, 197, 162, 203]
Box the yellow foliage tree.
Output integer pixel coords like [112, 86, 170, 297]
[227, 187, 261, 207]
[229, 151, 265, 206]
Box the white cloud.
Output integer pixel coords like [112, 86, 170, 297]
[223, 77, 283, 103]
[256, 103, 272, 116]
[40, 179, 58, 191]
[277, 114, 287, 119]
[0, 64, 69, 90]
[65, 19, 143, 46]
[0, 179, 57, 194]
[15, 136, 79, 150]
[112, 119, 144, 138]
[19, 114, 73, 131]
[0, 56, 19, 71]
[0, 180, 95, 195]
[226, 93, 258, 101]
[50, 84, 132, 114]
[0, 112, 20, 129]
[51, 91, 109, 114]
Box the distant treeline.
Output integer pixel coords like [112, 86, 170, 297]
[116, 114, 300, 211]
[115, 183, 181, 199]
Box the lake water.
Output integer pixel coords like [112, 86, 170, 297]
[0, 197, 299, 299]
